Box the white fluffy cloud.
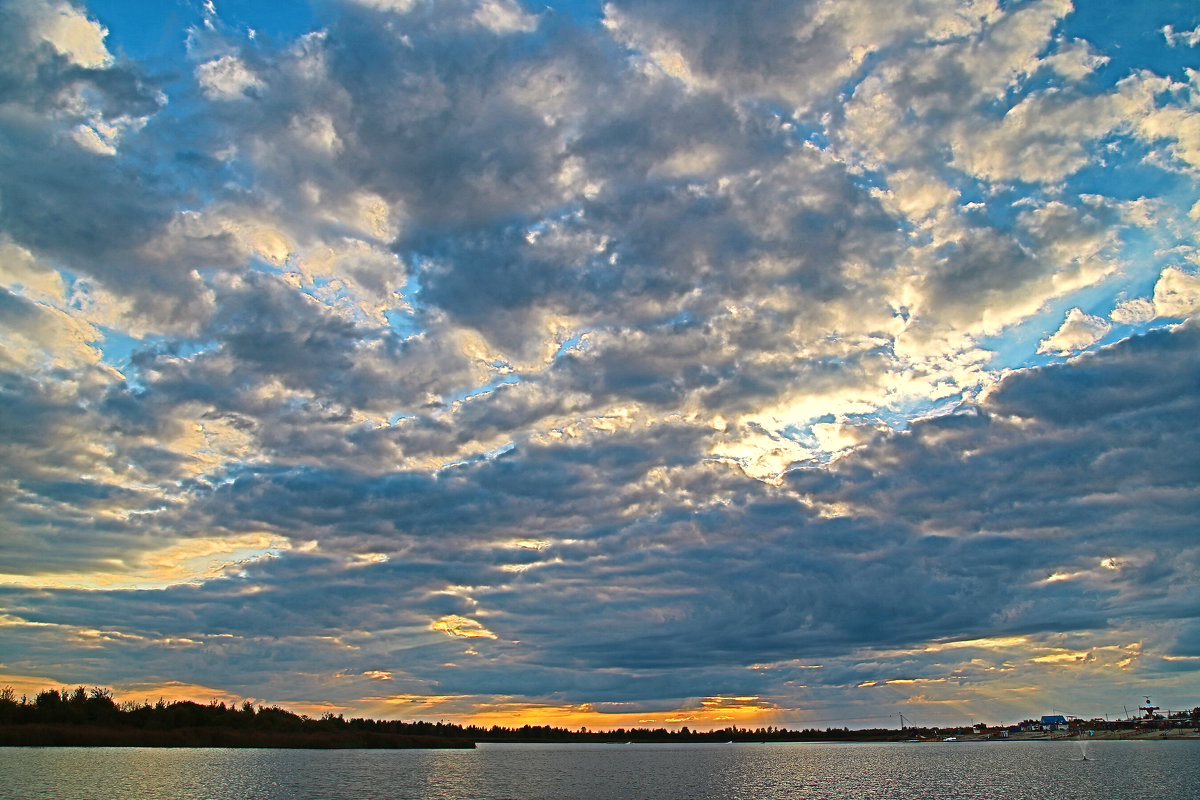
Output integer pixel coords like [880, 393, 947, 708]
[1038, 308, 1112, 356]
[197, 55, 265, 99]
[24, 0, 111, 67]
[1162, 24, 1200, 48]
[1111, 296, 1156, 325]
[1152, 265, 1200, 318]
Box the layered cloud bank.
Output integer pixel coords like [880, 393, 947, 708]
[1, 0, 1198, 726]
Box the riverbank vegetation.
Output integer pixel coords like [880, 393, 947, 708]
[0, 687, 472, 748]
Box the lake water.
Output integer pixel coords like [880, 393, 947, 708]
[2, 740, 1197, 799]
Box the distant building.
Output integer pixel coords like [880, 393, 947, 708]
[1041, 715, 1069, 730]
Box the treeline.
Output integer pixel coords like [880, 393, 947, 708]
[7, 686, 1195, 748]
[0, 686, 942, 747]
[0, 686, 473, 748]
[0, 686, 925, 746]
[460, 723, 911, 743]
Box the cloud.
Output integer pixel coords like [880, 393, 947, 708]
[1037, 308, 1112, 356]
[0, 533, 290, 590]
[1107, 266, 1200, 327]
[11, 0, 112, 68]
[472, 0, 538, 34]
[1110, 296, 1156, 325]
[4, 322, 1197, 717]
[196, 54, 265, 99]
[432, 615, 499, 639]
[1152, 265, 1200, 318]
[0, 2, 225, 334]
[1162, 24, 1200, 48]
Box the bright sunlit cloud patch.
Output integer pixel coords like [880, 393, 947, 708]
[0, 534, 292, 590]
[431, 616, 499, 640]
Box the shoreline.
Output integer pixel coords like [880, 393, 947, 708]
[0, 723, 475, 749]
[906, 729, 1200, 743]
[3, 725, 1196, 748]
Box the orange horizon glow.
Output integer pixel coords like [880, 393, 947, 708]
[0, 674, 795, 730]
[356, 693, 787, 731]
[2, 675, 1076, 731]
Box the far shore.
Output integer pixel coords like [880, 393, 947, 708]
[903, 728, 1200, 743]
[5, 686, 1196, 748]
[4, 724, 1197, 748]
[0, 723, 475, 749]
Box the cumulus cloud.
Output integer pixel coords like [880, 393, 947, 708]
[472, 0, 538, 34]
[1152, 265, 1200, 318]
[196, 54, 264, 99]
[1162, 24, 1200, 48]
[1037, 308, 1112, 356]
[1110, 296, 1156, 325]
[14, 0, 112, 68]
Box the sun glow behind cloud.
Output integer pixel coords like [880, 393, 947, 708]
[361, 693, 782, 730]
[0, 534, 292, 591]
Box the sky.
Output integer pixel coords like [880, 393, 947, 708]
[1, 0, 1198, 731]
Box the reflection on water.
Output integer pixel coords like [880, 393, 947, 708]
[3, 740, 1198, 800]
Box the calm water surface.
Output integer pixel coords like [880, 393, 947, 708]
[2, 740, 1197, 799]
